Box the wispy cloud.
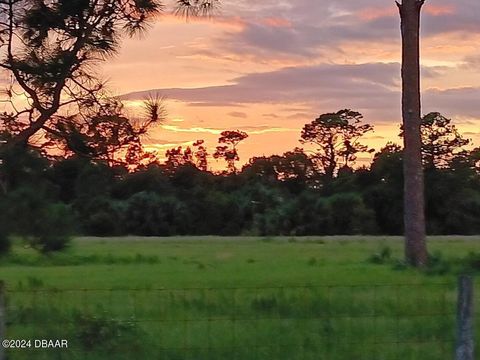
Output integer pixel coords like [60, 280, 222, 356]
[228, 111, 248, 119]
[161, 124, 297, 136]
[123, 60, 480, 122]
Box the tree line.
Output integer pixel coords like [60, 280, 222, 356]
[1, 108, 479, 254]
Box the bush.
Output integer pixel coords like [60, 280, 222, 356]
[368, 246, 392, 264]
[463, 252, 480, 272]
[31, 203, 74, 253]
[76, 197, 124, 236]
[75, 314, 139, 351]
[326, 193, 378, 234]
[424, 252, 451, 275]
[444, 190, 480, 235]
[0, 230, 10, 255]
[124, 192, 177, 236]
[0, 203, 11, 254]
[2, 188, 73, 252]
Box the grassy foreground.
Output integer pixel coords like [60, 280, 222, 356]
[1, 236, 479, 359]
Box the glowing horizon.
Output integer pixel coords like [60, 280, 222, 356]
[100, 0, 480, 169]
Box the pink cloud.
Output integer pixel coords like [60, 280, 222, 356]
[158, 13, 246, 30]
[261, 17, 292, 28]
[424, 4, 456, 16]
[357, 7, 396, 21]
[357, 4, 455, 21]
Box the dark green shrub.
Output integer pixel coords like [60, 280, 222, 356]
[32, 203, 74, 252]
[0, 210, 10, 254]
[424, 252, 451, 275]
[463, 252, 480, 272]
[392, 259, 408, 271]
[444, 190, 480, 235]
[26, 276, 44, 289]
[368, 246, 392, 264]
[75, 314, 139, 350]
[124, 192, 178, 236]
[0, 231, 10, 255]
[76, 196, 124, 236]
[323, 193, 378, 235]
[2, 188, 73, 253]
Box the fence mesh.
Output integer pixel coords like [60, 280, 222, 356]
[2, 282, 472, 359]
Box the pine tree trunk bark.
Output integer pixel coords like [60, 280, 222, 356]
[397, 0, 428, 267]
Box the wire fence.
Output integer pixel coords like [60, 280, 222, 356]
[0, 281, 476, 359]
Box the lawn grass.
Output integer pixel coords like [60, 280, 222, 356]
[1, 236, 479, 359]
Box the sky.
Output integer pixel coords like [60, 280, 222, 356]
[102, 0, 480, 169]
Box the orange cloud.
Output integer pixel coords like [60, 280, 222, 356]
[358, 4, 455, 21]
[425, 4, 456, 16]
[161, 124, 297, 136]
[261, 17, 292, 28]
[210, 15, 247, 29]
[157, 12, 246, 30]
[357, 7, 396, 21]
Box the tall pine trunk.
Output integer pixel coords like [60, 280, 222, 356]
[397, 0, 428, 266]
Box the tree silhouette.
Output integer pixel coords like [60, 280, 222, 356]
[192, 139, 209, 171]
[400, 112, 470, 169]
[124, 142, 158, 172]
[165, 146, 194, 170]
[213, 130, 248, 173]
[420, 113, 470, 169]
[396, 0, 428, 266]
[300, 109, 373, 181]
[37, 97, 164, 165]
[175, 0, 220, 17]
[165, 139, 209, 172]
[244, 148, 317, 193]
[0, 0, 163, 152]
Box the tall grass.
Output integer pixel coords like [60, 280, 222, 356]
[6, 284, 458, 359]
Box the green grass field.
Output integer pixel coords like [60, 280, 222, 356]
[1, 236, 479, 359]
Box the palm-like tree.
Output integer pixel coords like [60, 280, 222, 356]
[176, 0, 220, 17]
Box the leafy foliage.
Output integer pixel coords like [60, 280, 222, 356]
[165, 140, 209, 172]
[175, 0, 220, 17]
[300, 109, 374, 179]
[2, 187, 73, 252]
[400, 112, 470, 169]
[1, 110, 479, 240]
[213, 130, 248, 173]
[0, 222, 10, 255]
[0, 0, 164, 165]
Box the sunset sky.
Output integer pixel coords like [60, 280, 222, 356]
[102, 0, 480, 168]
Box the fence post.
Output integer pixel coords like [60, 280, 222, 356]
[456, 275, 474, 360]
[0, 281, 5, 360]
